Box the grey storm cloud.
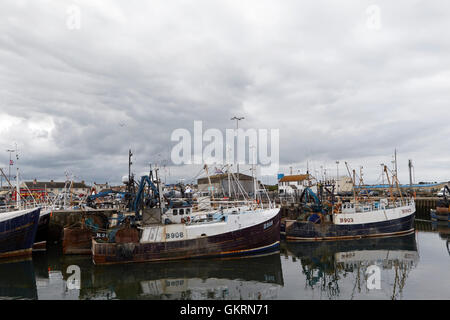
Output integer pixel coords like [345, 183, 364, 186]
[1, 0, 450, 185]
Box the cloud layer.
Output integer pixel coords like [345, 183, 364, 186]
[1, 0, 450, 185]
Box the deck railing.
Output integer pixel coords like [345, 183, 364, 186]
[342, 198, 415, 214]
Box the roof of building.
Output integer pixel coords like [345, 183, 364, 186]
[279, 174, 310, 182]
[23, 181, 90, 189]
[198, 173, 253, 184]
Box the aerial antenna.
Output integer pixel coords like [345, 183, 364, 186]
[345, 162, 357, 203]
[408, 159, 413, 187]
[230, 116, 244, 177]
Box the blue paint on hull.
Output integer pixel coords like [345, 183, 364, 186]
[0, 208, 41, 257]
[286, 213, 415, 240]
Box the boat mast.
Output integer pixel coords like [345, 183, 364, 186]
[0, 168, 13, 189]
[383, 165, 395, 201]
[155, 165, 165, 211]
[70, 179, 73, 207]
[204, 164, 215, 202]
[227, 164, 231, 198]
[394, 149, 398, 177]
[393, 172, 404, 205]
[15, 149, 20, 210]
[127, 149, 133, 212]
[345, 162, 357, 203]
[16, 167, 20, 209]
[251, 145, 257, 203]
[231, 116, 244, 184]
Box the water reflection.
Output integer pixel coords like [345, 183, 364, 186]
[31, 249, 284, 300]
[431, 222, 449, 257]
[284, 233, 420, 300]
[2, 223, 448, 300]
[0, 258, 37, 300]
[417, 219, 450, 258]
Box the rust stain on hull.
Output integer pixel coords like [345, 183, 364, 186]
[63, 227, 93, 255]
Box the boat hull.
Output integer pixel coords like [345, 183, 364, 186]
[431, 209, 449, 222]
[33, 211, 51, 250]
[285, 212, 415, 241]
[0, 208, 41, 259]
[92, 210, 281, 265]
[62, 227, 93, 255]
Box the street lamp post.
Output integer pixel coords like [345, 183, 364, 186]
[6, 149, 15, 193]
[230, 116, 244, 176]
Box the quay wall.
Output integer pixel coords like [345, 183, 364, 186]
[47, 209, 118, 243]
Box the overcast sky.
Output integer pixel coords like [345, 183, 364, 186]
[1, 0, 450, 186]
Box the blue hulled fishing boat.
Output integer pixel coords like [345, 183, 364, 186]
[285, 163, 416, 241]
[0, 207, 41, 259]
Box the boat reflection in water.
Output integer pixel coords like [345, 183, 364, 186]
[31, 249, 284, 300]
[89, 253, 284, 300]
[0, 258, 37, 299]
[431, 221, 450, 257]
[284, 233, 419, 300]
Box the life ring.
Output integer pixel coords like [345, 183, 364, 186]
[187, 216, 191, 223]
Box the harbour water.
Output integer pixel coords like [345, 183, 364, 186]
[0, 222, 448, 300]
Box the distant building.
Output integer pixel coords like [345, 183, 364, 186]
[21, 179, 90, 196]
[278, 174, 313, 195]
[93, 182, 109, 193]
[355, 181, 449, 194]
[197, 173, 257, 196]
[335, 176, 354, 194]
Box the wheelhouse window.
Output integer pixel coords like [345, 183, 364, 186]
[173, 209, 178, 215]
[179, 209, 184, 215]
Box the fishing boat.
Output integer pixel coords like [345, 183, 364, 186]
[0, 207, 41, 259]
[92, 165, 280, 265]
[431, 185, 450, 223]
[0, 161, 43, 256]
[92, 204, 280, 265]
[285, 198, 415, 241]
[285, 164, 416, 241]
[0, 163, 52, 250]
